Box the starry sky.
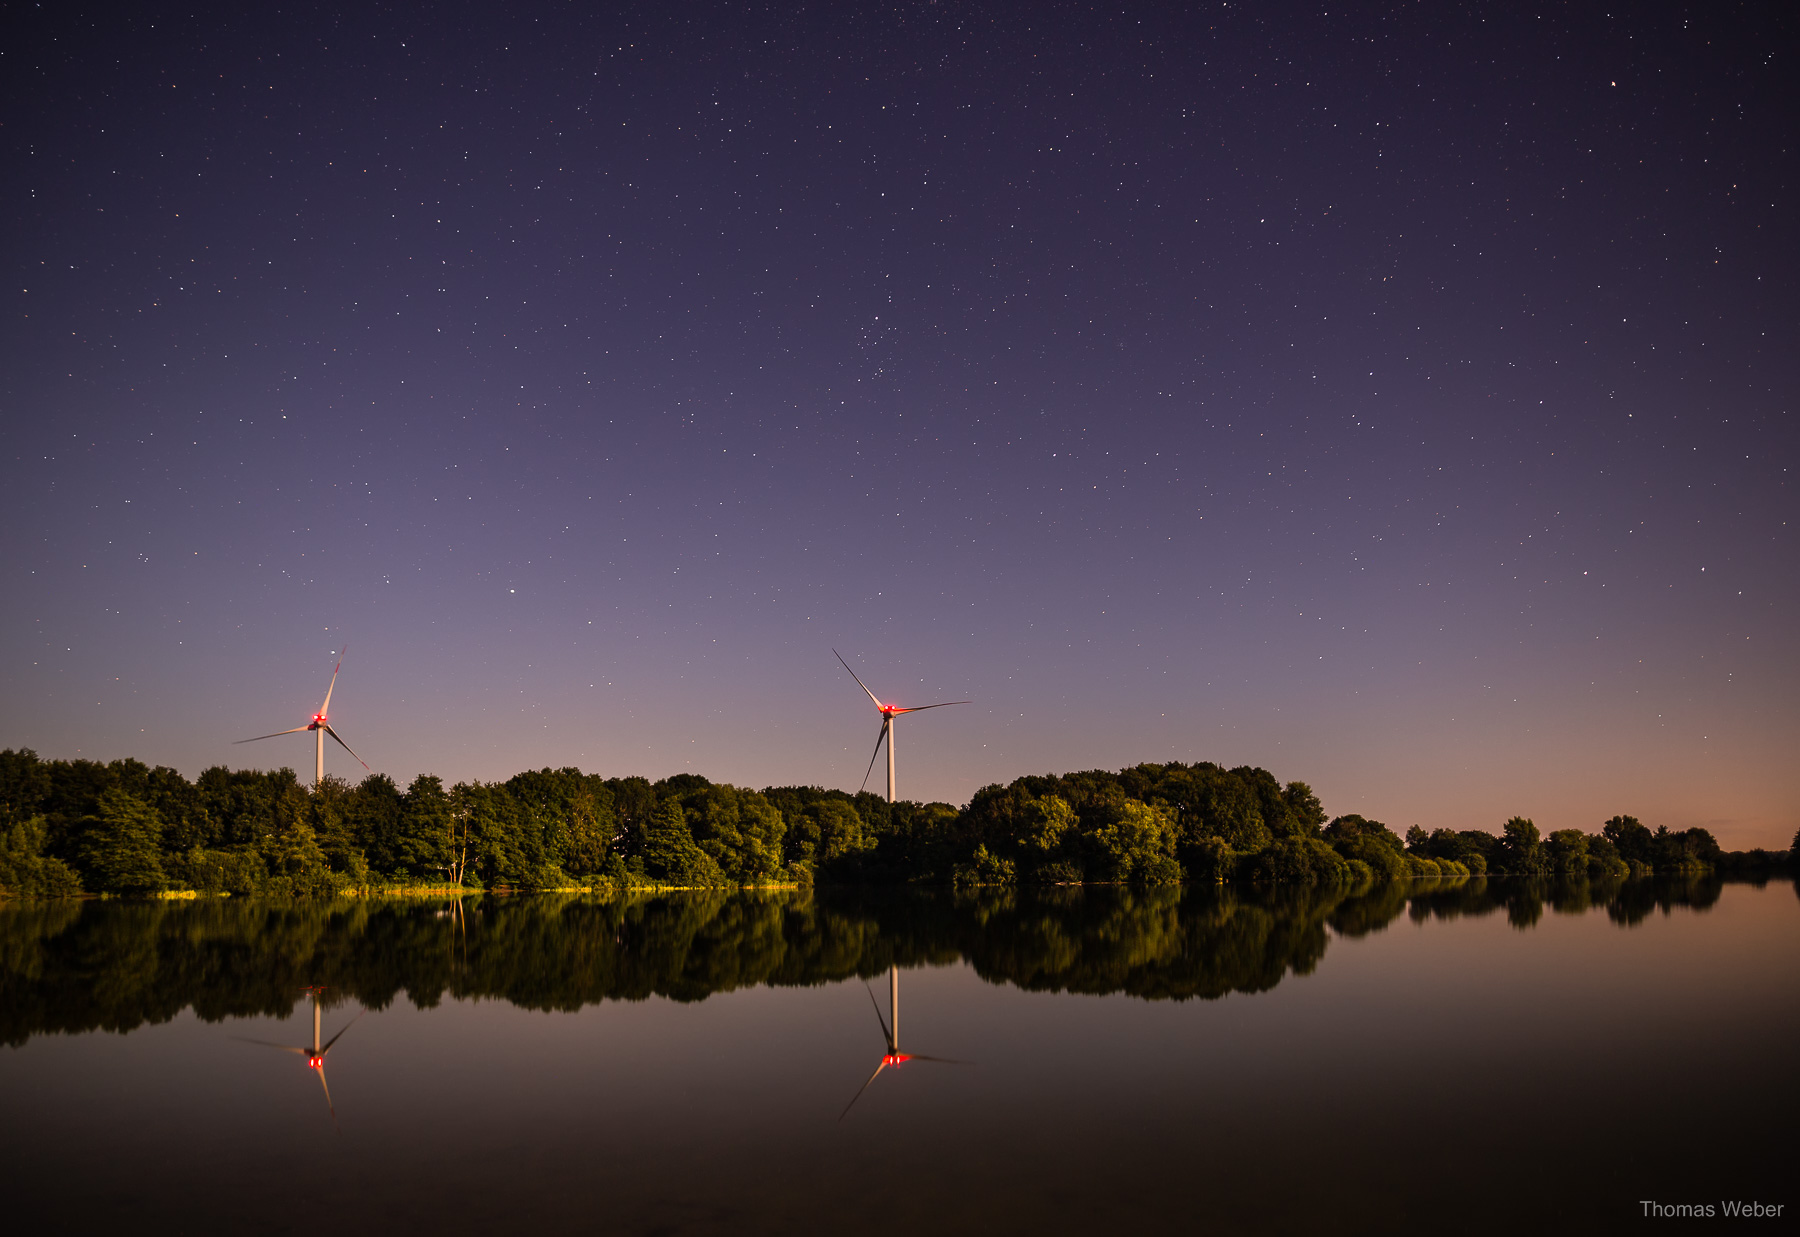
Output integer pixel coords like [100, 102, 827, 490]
[4, 2, 1794, 846]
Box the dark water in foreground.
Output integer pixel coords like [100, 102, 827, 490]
[1, 877, 1794, 1235]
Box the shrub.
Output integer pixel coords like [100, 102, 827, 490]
[952, 845, 1016, 886]
[1245, 836, 1351, 884]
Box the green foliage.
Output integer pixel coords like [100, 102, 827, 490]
[563, 781, 620, 877]
[783, 797, 868, 871]
[865, 799, 961, 881]
[341, 773, 402, 872]
[259, 817, 337, 897]
[1244, 836, 1352, 884]
[455, 781, 532, 887]
[0, 748, 54, 827]
[1546, 828, 1589, 875]
[1018, 794, 1076, 857]
[507, 767, 621, 878]
[656, 779, 786, 883]
[7, 747, 1754, 898]
[1602, 815, 1653, 867]
[957, 785, 1082, 881]
[1279, 781, 1327, 836]
[80, 788, 168, 894]
[1495, 817, 1550, 875]
[1648, 825, 1720, 872]
[0, 817, 83, 898]
[1182, 835, 1235, 883]
[951, 844, 1016, 886]
[395, 775, 454, 877]
[1323, 815, 1409, 880]
[1163, 765, 1271, 852]
[639, 801, 726, 887]
[1085, 800, 1182, 884]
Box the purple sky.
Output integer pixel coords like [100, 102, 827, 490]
[4, 2, 1794, 846]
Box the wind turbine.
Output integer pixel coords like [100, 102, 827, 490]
[834, 650, 967, 804]
[235, 986, 362, 1122]
[839, 965, 968, 1120]
[235, 647, 369, 789]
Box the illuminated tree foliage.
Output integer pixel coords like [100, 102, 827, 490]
[0, 749, 1780, 899]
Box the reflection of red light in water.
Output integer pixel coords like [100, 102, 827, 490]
[309, 1057, 322, 1068]
[886, 1054, 912, 1065]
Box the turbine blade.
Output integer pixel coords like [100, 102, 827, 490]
[323, 725, 370, 770]
[232, 1037, 306, 1053]
[865, 982, 894, 1050]
[319, 1010, 363, 1056]
[234, 727, 311, 744]
[893, 701, 971, 714]
[857, 719, 889, 795]
[319, 647, 347, 715]
[834, 650, 884, 709]
[316, 1064, 336, 1120]
[838, 1059, 889, 1121]
[899, 1054, 972, 1065]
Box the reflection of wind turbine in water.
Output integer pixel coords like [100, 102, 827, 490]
[234, 647, 369, 790]
[840, 965, 968, 1120]
[235, 986, 362, 1120]
[834, 651, 968, 804]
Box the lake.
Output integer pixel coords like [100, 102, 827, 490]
[2, 876, 1793, 1235]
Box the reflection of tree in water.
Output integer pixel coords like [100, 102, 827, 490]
[951, 884, 1338, 1001]
[0, 876, 1775, 1044]
[1402, 874, 1725, 929]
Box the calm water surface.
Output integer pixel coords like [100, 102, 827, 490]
[2, 878, 1794, 1235]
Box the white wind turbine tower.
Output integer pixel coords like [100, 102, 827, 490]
[235, 648, 370, 789]
[834, 651, 968, 804]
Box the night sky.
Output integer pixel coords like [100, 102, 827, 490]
[4, 2, 1794, 846]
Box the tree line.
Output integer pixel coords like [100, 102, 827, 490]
[0, 747, 1789, 898]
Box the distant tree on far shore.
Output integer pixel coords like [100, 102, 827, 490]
[1496, 818, 1549, 875]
